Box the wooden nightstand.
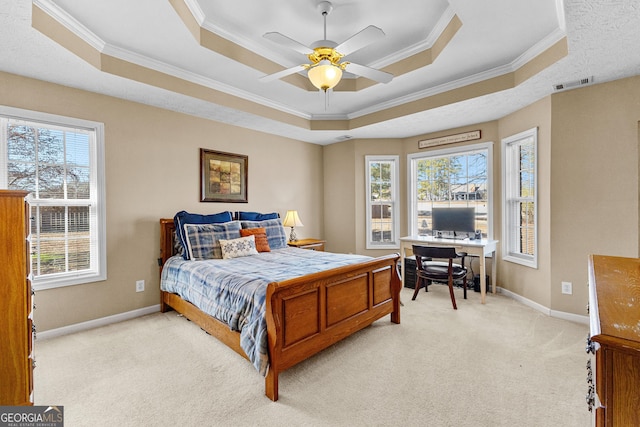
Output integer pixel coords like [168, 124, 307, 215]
[287, 238, 325, 251]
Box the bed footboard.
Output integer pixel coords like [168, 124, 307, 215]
[159, 218, 401, 401]
[264, 253, 401, 401]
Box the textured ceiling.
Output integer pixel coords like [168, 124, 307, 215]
[1, 1, 639, 144]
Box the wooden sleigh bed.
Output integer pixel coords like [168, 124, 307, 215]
[158, 218, 402, 401]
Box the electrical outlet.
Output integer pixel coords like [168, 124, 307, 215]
[561, 281, 572, 295]
[136, 280, 145, 292]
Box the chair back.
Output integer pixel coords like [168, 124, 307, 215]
[412, 245, 458, 261]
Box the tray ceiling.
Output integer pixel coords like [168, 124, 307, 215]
[1, 1, 639, 144]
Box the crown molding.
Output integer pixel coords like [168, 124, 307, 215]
[511, 27, 566, 70]
[102, 44, 311, 120]
[33, 0, 105, 51]
[348, 27, 565, 120]
[34, 0, 312, 120]
[369, 6, 456, 69]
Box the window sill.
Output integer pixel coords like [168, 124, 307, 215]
[503, 254, 537, 269]
[32, 271, 107, 291]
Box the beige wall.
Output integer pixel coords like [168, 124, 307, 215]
[4, 69, 640, 329]
[0, 71, 323, 331]
[549, 75, 640, 314]
[326, 75, 640, 317]
[323, 140, 357, 254]
[497, 97, 552, 308]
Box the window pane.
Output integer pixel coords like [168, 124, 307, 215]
[379, 183, 391, 201]
[379, 162, 391, 181]
[31, 205, 91, 276]
[38, 128, 65, 164]
[412, 148, 488, 237]
[37, 167, 65, 198]
[7, 161, 36, 191]
[370, 203, 393, 243]
[519, 201, 535, 255]
[66, 132, 90, 167]
[67, 167, 90, 199]
[7, 125, 36, 162]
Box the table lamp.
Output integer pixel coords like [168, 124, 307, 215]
[282, 210, 304, 242]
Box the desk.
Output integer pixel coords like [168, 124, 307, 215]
[400, 235, 498, 304]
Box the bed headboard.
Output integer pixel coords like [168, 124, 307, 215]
[160, 212, 281, 267]
[159, 218, 176, 267]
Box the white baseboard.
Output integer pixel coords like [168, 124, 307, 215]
[37, 288, 589, 341]
[497, 287, 589, 325]
[37, 304, 161, 340]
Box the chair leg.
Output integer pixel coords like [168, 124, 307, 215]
[411, 277, 422, 300]
[448, 276, 457, 310]
[463, 277, 467, 299]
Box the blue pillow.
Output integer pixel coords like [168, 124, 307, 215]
[183, 221, 241, 260]
[238, 211, 279, 221]
[240, 218, 288, 250]
[174, 210, 233, 259]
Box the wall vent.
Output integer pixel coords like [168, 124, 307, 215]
[552, 76, 593, 92]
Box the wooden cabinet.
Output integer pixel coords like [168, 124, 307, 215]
[0, 190, 33, 405]
[587, 255, 640, 426]
[287, 238, 325, 251]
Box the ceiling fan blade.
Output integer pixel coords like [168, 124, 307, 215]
[263, 32, 313, 55]
[259, 65, 307, 83]
[335, 25, 385, 56]
[344, 62, 393, 84]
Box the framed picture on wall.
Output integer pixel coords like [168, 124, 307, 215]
[200, 148, 248, 202]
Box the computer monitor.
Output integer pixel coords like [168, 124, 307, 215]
[431, 207, 476, 237]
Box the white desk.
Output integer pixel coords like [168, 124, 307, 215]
[400, 235, 498, 304]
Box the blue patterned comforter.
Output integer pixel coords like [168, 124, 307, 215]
[160, 247, 371, 375]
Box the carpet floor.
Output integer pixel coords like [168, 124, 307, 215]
[34, 287, 592, 426]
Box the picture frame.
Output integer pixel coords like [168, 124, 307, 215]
[200, 148, 248, 203]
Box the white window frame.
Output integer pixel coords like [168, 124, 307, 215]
[502, 127, 538, 268]
[0, 106, 107, 290]
[407, 141, 494, 238]
[365, 155, 400, 249]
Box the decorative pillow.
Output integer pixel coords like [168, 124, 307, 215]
[219, 235, 259, 259]
[183, 221, 241, 261]
[240, 218, 288, 250]
[237, 211, 279, 221]
[174, 210, 233, 260]
[239, 227, 271, 252]
[173, 230, 185, 257]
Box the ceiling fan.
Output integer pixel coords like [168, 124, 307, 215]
[260, 1, 394, 92]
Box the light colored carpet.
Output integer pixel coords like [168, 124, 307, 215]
[34, 287, 591, 426]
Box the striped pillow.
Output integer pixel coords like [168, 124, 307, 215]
[240, 218, 288, 250]
[183, 221, 241, 260]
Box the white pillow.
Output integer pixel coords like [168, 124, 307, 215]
[219, 235, 259, 259]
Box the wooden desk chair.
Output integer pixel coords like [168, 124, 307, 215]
[412, 245, 468, 309]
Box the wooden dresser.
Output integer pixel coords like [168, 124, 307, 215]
[0, 190, 34, 405]
[587, 254, 640, 426]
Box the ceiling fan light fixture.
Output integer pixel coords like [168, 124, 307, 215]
[308, 60, 343, 92]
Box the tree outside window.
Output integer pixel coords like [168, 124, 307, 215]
[1, 108, 106, 289]
[409, 143, 492, 238]
[366, 156, 399, 249]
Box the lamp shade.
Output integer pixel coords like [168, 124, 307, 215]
[282, 210, 304, 228]
[307, 60, 342, 92]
